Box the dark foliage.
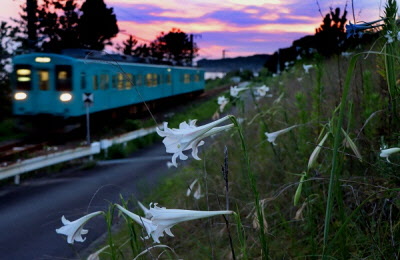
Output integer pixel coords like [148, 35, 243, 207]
[78, 0, 119, 50]
[38, 0, 80, 52]
[0, 21, 18, 119]
[314, 7, 348, 56]
[13, 0, 119, 52]
[134, 28, 198, 66]
[120, 35, 138, 56]
[264, 7, 350, 73]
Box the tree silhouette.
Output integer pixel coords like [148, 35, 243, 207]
[0, 21, 18, 118]
[37, 0, 80, 52]
[78, 0, 119, 50]
[133, 43, 152, 62]
[315, 7, 348, 57]
[130, 28, 198, 66]
[121, 35, 138, 56]
[151, 28, 197, 66]
[13, 0, 119, 52]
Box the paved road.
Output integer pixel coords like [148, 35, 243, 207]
[0, 142, 175, 260]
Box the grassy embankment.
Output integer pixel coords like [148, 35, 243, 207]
[90, 35, 400, 259]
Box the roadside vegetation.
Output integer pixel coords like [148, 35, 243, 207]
[73, 3, 400, 259]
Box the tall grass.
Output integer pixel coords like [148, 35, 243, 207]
[60, 4, 400, 258]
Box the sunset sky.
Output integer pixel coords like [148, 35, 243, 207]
[1, 0, 382, 59]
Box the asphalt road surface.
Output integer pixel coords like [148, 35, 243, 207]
[0, 142, 176, 259]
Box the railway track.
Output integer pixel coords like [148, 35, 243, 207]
[0, 85, 231, 168]
[0, 141, 49, 166]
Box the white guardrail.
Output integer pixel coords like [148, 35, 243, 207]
[0, 125, 160, 184]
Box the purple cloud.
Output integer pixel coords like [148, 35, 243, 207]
[113, 4, 198, 24]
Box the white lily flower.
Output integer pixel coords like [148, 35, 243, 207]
[157, 116, 234, 167]
[217, 96, 228, 112]
[265, 125, 298, 145]
[303, 64, 313, 73]
[380, 147, 400, 162]
[116, 204, 159, 242]
[341, 52, 353, 58]
[308, 133, 329, 169]
[230, 85, 248, 97]
[56, 211, 103, 244]
[186, 179, 198, 196]
[138, 201, 153, 218]
[255, 85, 270, 97]
[189, 124, 233, 160]
[166, 161, 175, 168]
[385, 30, 394, 43]
[149, 203, 232, 242]
[193, 183, 203, 200]
[236, 117, 245, 124]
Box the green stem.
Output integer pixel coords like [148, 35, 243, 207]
[105, 205, 117, 260]
[323, 54, 361, 256]
[230, 116, 269, 259]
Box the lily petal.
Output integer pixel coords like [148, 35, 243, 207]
[56, 211, 103, 244]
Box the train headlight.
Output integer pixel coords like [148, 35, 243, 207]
[14, 92, 27, 100]
[60, 93, 72, 102]
[35, 57, 51, 63]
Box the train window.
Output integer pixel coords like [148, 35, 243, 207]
[38, 70, 49, 90]
[116, 73, 124, 90]
[125, 73, 133, 89]
[15, 65, 32, 90]
[93, 75, 99, 90]
[100, 74, 109, 90]
[146, 73, 158, 87]
[183, 73, 191, 84]
[111, 75, 116, 88]
[166, 73, 172, 85]
[194, 74, 200, 82]
[56, 65, 72, 91]
[136, 74, 143, 86]
[81, 72, 86, 89]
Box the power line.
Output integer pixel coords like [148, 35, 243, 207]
[119, 30, 152, 43]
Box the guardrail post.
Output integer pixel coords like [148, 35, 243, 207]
[14, 174, 20, 185]
[100, 139, 112, 159]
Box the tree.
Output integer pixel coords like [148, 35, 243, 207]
[133, 43, 152, 61]
[78, 0, 119, 50]
[315, 7, 348, 57]
[0, 21, 18, 119]
[150, 28, 198, 66]
[121, 35, 138, 56]
[13, 0, 119, 53]
[35, 0, 81, 52]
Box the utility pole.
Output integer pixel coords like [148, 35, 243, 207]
[190, 34, 193, 67]
[276, 49, 280, 74]
[189, 33, 201, 66]
[222, 49, 229, 59]
[26, 0, 37, 51]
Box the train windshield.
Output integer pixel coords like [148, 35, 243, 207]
[15, 65, 32, 90]
[38, 70, 50, 90]
[55, 65, 72, 91]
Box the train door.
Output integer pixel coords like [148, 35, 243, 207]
[33, 67, 53, 114]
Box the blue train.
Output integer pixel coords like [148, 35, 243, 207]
[12, 51, 204, 121]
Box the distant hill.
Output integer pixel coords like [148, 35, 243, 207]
[197, 54, 271, 73]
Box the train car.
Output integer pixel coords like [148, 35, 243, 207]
[11, 51, 204, 124]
